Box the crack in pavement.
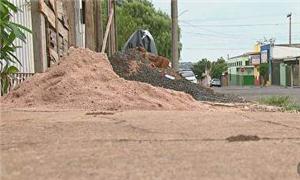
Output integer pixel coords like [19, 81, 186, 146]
[2, 137, 300, 151]
[238, 112, 300, 131]
[100, 116, 189, 136]
[258, 120, 300, 130]
[78, 137, 300, 143]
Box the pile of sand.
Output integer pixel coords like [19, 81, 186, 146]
[1, 48, 204, 111]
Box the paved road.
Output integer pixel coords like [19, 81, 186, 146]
[213, 86, 300, 104]
[1, 108, 300, 180]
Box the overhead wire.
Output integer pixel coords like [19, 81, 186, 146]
[179, 21, 300, 27]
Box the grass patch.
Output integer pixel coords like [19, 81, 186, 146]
[259, 96, 300, 112]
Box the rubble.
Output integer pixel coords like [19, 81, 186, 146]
[109, 49, 245, 103]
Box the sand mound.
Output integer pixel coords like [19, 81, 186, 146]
[1, 48, 203, 111]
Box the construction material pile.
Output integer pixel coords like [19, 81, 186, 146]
[1, 48, 204, 111]
[109, 49, 245, 103]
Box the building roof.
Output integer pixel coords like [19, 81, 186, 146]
[228, 52, 260, 60]
[276, 56, 300, 61]
[274, 43, 300, 48]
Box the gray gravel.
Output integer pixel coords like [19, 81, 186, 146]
[109, 50, 245, 103]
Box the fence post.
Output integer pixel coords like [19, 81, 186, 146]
[31, 0, 48, 72]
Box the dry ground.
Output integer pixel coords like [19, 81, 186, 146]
[1, 108, 300, 180]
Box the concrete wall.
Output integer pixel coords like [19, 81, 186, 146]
[228, 67, 254, 86]
[280, 63, 286, 86]
[273, 46, 300, 59]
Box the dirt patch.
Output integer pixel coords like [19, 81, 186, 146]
[1, 48, 205, 111]
[85, 112, 115, 116]
[226, 135, 261, 142]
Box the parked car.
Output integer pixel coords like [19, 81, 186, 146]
[179, 70, 197, 84]
[210, 78, 221, 87]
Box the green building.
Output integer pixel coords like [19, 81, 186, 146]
[227, 53, 256, 86]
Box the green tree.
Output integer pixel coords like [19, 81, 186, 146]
[192, 58, 211, 80]
[210, 57, 227, 79]
[113, 0, 180, 59]
[258, 63, 268, 86]
[0, 0, 31, 95]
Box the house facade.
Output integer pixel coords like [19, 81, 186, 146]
[260, 43, 300, 87]
[227, 52, 260, 86]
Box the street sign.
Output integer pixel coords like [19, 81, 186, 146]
[251, 55, 261, 65]
[261, 50, 268, 63]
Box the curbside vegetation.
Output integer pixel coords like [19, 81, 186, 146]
[0, 0, 31, 95]
[259, 96, 300, 112]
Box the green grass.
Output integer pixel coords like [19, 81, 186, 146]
[259, 96, 300, 112]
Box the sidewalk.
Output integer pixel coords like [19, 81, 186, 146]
[1, 109, 300, 180]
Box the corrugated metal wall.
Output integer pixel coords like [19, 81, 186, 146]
[9, 0, 34, 73]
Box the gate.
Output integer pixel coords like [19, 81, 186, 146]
[292, 64, 299, 86]
[272, 61, 280, 85]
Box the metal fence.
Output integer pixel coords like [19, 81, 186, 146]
[9, 0, 35, 73]
[0, 73, 34, 96]
[9, 73, 35, 89]
[1, 1, 35, 96]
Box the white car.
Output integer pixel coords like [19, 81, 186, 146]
[210, 78, 221, 87]
[185, 76, 197, 84]
[179, 70, 197, 84]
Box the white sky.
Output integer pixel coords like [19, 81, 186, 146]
[150, 0, 300, 62]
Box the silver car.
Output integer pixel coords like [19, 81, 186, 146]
[179, 70, 197, 84]
[210, 78, 221, 87]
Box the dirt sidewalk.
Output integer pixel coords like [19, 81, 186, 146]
[1, 109, 300, 180]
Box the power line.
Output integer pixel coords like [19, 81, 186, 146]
[180, 22, 300, 27]
[180, 21, 300, 41]
[180, 14, 291, 22]
[181, 31, 257, 41]
[182, 31, 300, 39]
[183, 48, 249, 51]
[185, 47, 250, 50]
[180, 21, 256, 40]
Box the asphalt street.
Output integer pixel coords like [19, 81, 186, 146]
[213, 86, 300, 104]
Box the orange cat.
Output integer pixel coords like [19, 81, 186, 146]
[136, 47, 170, 69]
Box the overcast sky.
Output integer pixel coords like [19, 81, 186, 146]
[150, 0, 300, 62]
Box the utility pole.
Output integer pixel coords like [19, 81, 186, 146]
[171, 0, 179, 71]
[85, 0, 96, 51]
[107, 0, 116, 56]
[287, 13, 292, 45]
[95, 0, 103, 52]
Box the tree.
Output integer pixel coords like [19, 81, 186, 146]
[113, 0, 181, 59]
[0, 0, 31, 95]
[258, 63, 268, 86]
[210, 57, 227, 79]
[192, 58, 211, 80]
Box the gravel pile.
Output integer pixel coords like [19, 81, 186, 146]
[109, 49, 245, 103]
